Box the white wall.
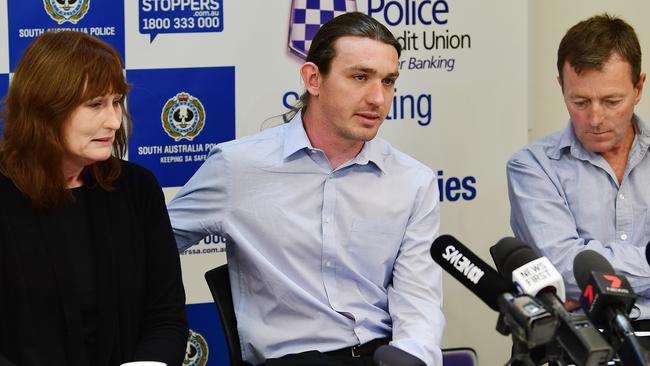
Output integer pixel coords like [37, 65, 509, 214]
[530, 1, 650, 141]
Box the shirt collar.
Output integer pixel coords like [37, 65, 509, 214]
[635, 115, 650, 146]
[546, 114, 650, 160]
[630, 115, 650, 161]
[282, 111, 313, 159]
[354, 137, 386, 173]
[282, 111, 386, 173]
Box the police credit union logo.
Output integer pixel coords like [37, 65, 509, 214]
[161, 92, 206, 141]
[43, 0, 90, 24]
[184, 329, 209, 366]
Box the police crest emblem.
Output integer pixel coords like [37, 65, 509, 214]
[43, 0, 90, 24]
[184, 329, 209, 366]
[161, 92, 206, 141]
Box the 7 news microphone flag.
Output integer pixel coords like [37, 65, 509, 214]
[573, 250, 648, 366]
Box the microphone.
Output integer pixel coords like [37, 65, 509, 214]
[431, 234, 516, 311]
[573, 250, 647, 366]
[431, 235, 557, 349]
[490, 238, 613, 366]
[373, 345, 426, 366]
[491, 238, 566, 301]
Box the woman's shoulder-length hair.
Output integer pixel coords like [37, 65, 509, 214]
[0, 30, 132, 208]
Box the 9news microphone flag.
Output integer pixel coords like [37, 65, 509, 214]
[430, 235, 516, 311]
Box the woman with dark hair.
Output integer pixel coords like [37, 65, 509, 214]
[0, 31, 188, 366]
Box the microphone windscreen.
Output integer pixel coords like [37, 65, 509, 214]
[431, 235, 515, 311]
[373, 345, 426, 366]
[573, 250, 615, 291]
[490, 237, 539, 280]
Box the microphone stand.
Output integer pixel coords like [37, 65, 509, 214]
[496, 294, 562, 365]
[506, 338, 568, 366]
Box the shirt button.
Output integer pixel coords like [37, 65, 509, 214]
[619, 194, 625, 200]
[621, 234, 628, 240]
[324, 218, 330, 224]
[325, 260, 332, 267]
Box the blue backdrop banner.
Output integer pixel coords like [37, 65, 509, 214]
[7, 0, 124, 71]
[127, 66, 236, 187]
[185, 302, 229, 366]
[0, 73, 7, 136]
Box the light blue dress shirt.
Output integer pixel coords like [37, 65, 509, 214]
[507, 116, 650, 318]
[168, 113, 444, 365]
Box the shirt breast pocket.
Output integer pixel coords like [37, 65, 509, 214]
[346, 219, 404, 287]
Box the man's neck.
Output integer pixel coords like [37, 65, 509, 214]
[302, 115, 365, 170]
[601, 124, 636, 185]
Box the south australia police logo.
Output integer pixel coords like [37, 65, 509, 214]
[161, 92, 206, 141]
[183, 329, 209, 366]
[43, 0, 90, 24]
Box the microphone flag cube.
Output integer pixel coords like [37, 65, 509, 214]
[512, 257, 566, 302]
[579, 271, 636, 327]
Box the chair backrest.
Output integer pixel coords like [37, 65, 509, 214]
[205, 264, 245, 366]
[442, 347, 478, 366]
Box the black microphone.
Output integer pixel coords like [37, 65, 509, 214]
[431, 235, 557, 349]
[431, 234, 516, 311]
[490, 236, 540, 282]
[373, 345, 426, 366]
[573, 250, 647, 366]
[490, 238, 613, 366]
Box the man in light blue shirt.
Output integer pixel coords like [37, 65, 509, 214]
[508, 14, 650, 318]
[168, 12, 444, 366]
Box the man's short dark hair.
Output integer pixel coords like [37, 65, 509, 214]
[296, 12, 401, 115]
[557, 13, 641, 86]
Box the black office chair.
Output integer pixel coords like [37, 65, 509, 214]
[205, 264, 252, 366]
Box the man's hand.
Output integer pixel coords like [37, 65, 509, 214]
[564, 298, 581, 311]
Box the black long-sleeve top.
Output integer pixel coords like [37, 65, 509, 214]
[0, 160, 188, 366]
